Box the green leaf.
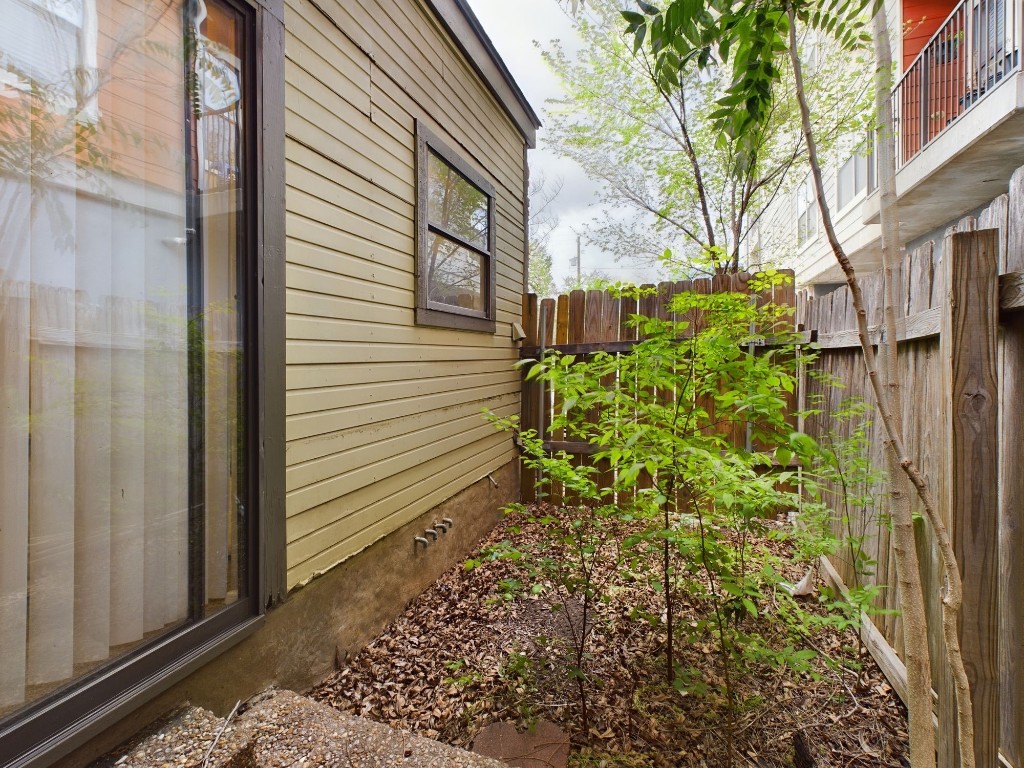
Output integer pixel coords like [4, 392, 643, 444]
[621, 10, 646, 27]
[775, 446, 793, 468]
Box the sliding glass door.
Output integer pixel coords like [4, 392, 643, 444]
[0, 0, 254, 740]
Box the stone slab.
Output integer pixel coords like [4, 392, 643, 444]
[471, 720, 570, 768]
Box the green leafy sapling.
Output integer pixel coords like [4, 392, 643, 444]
[488, 267, 855, 764]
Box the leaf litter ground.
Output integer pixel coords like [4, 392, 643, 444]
[311, 506, 909, 767]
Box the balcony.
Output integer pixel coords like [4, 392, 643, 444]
[862, 0, 1024, 241]
[895, 0, 1020, 166]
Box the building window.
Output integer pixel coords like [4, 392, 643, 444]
[796, 173, 818, 246]
[837, 149, 869, 211]
[866, 131, 877, 193]
[415, 121, 496, 333]
[0, 0, 274, 760]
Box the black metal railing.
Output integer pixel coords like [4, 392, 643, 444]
[893, 0, 1021, 167]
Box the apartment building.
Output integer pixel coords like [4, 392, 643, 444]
[753, 0, 1023, 287]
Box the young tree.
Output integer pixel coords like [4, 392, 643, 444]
[527, 174, 561, 297]
[622, 1, 976, 763]
[490, 271, 830, 764]
[548, 0, 867, 273]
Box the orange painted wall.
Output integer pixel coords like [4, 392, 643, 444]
[903, 0, 957, 69]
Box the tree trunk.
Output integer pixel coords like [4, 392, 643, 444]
[870, 7, 938, 767]
[869, 8, 977, 766]
[786, 7, 976, 764]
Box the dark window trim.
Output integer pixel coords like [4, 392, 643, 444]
[4, 609, 263, 768]
[0, 0, 286, 761]
[415, 119, 497, 333]
[253, 0, 287, 608]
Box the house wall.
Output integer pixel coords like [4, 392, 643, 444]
[281, 0, 528, 589]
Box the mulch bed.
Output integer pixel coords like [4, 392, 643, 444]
[311, 505, 909, 767]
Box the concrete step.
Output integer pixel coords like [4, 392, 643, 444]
[96, 689, 507, 768]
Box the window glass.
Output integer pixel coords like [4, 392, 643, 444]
[416, 126, 495, 329]
[427, 151, 488, 250]
[426, 233, 484, 311]
[837, 149, 869, 211]
[796, 174, 817, 246]
[0, 0, 248, 718]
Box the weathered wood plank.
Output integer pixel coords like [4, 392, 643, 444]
[941, 229, 1000, 768]
[1000, 271, 1024, 311]
[555, 294, 569, 346]
[597, 294, 620, 494]
[1009, 166, 1024, 273]
[549, 294, 570, 506]
[540, 298, 556, 348]
[619, 293, 638, 342]
[559, 289, 588, 504]
[908, 241, 933, 315]
[568, 290, 586, 346]
[520, 293, 539, 503]
[999, 312, 1024, 767]
[979, 194, 1009, 273]
[816, 306, 941, 348]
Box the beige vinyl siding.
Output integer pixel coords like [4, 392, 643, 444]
[283, 0, 527, 587]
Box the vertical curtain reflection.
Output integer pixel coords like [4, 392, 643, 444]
[0, 0, 245, 714]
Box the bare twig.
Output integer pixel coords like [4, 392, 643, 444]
[202, 699, 242, 768]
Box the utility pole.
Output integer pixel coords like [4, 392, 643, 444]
[576, 235, 581, 287]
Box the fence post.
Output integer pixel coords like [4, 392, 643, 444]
[1001, 312, 1024, 768]
[940, 229, 1000, 767]
[520, 294, 539, 503]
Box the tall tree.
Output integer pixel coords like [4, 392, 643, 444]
[551, 0, 866, 273]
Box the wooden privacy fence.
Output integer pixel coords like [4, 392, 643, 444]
[797, 170, 1024, 768]
[517, 272, 797, 504]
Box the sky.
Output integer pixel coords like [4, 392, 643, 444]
[463, 0, 666, 288]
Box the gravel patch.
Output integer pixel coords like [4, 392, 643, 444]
[94, 690, 507, 767]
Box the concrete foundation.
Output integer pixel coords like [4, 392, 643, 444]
[60, 460, 518, 767]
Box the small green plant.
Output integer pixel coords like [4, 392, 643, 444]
[486, 267, 858, 765]
[806, 395, 896, 671]
[473, 493, 620, 733]
[442, 659, 482, 689]
[496, 650, 540, 726]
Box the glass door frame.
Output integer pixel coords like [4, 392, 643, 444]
[0, 0, 286, 762]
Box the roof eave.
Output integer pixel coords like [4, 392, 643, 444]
[422, 0, 542, 148]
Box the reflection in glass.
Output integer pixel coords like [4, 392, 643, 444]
[427, 151, 487, 249]
[0, 0, 247, 717]
[426, 233, 484, 311]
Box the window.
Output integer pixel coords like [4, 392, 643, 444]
[866, 131, 877, 193]
[415, 121, 496, 332]
[0, 0, 280, 761]
[837, 149, 869, 211]
[796, 173, 818, 246]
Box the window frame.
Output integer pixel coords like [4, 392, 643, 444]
[796, 172, 818, 248]
[836, 149, 869, 213]
[0, 0, 285, 762]
[415, 120, 497, 333]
